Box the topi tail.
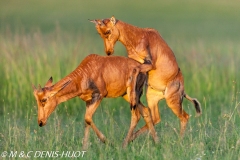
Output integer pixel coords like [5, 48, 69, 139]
[184, 94, 202, 117]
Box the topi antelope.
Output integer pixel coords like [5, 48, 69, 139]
[90, 16, 201, 142]
[32, 54, 158, 149]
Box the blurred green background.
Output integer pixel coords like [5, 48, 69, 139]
[1, 0, 240, 40]
[0, 0, 239, 159]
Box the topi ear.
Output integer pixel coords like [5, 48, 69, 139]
[45, 77, 53, 87]
[110, 16, 116, 25]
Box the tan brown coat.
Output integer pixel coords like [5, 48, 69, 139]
[91, 17, 201, 142]
[32, 54, 158, 149]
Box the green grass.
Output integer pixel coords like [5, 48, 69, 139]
[0, 0, 240, 159]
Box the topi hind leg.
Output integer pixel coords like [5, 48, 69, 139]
[165, 95, 189, 137]
[165, 80, 189, 137]
[123, 103, 159, 146]
[137, 102, 159, 144]
[122, 106, 141, 148]
[130, 87, 164, 141]
[146, 87, 165, 124]
[122, 93, 158, 146]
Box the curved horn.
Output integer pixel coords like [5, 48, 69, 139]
[99, 20, 104, 25]
[89, 19, 104, 26]
[32, 84, 37, 91]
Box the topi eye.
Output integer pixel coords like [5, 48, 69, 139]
[104, 30, 111, 35]
[40, 98, 47, 103]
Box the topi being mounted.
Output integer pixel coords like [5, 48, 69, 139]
[32, 54, 158, 149]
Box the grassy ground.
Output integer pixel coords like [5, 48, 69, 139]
[0, 0, 240, 159]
